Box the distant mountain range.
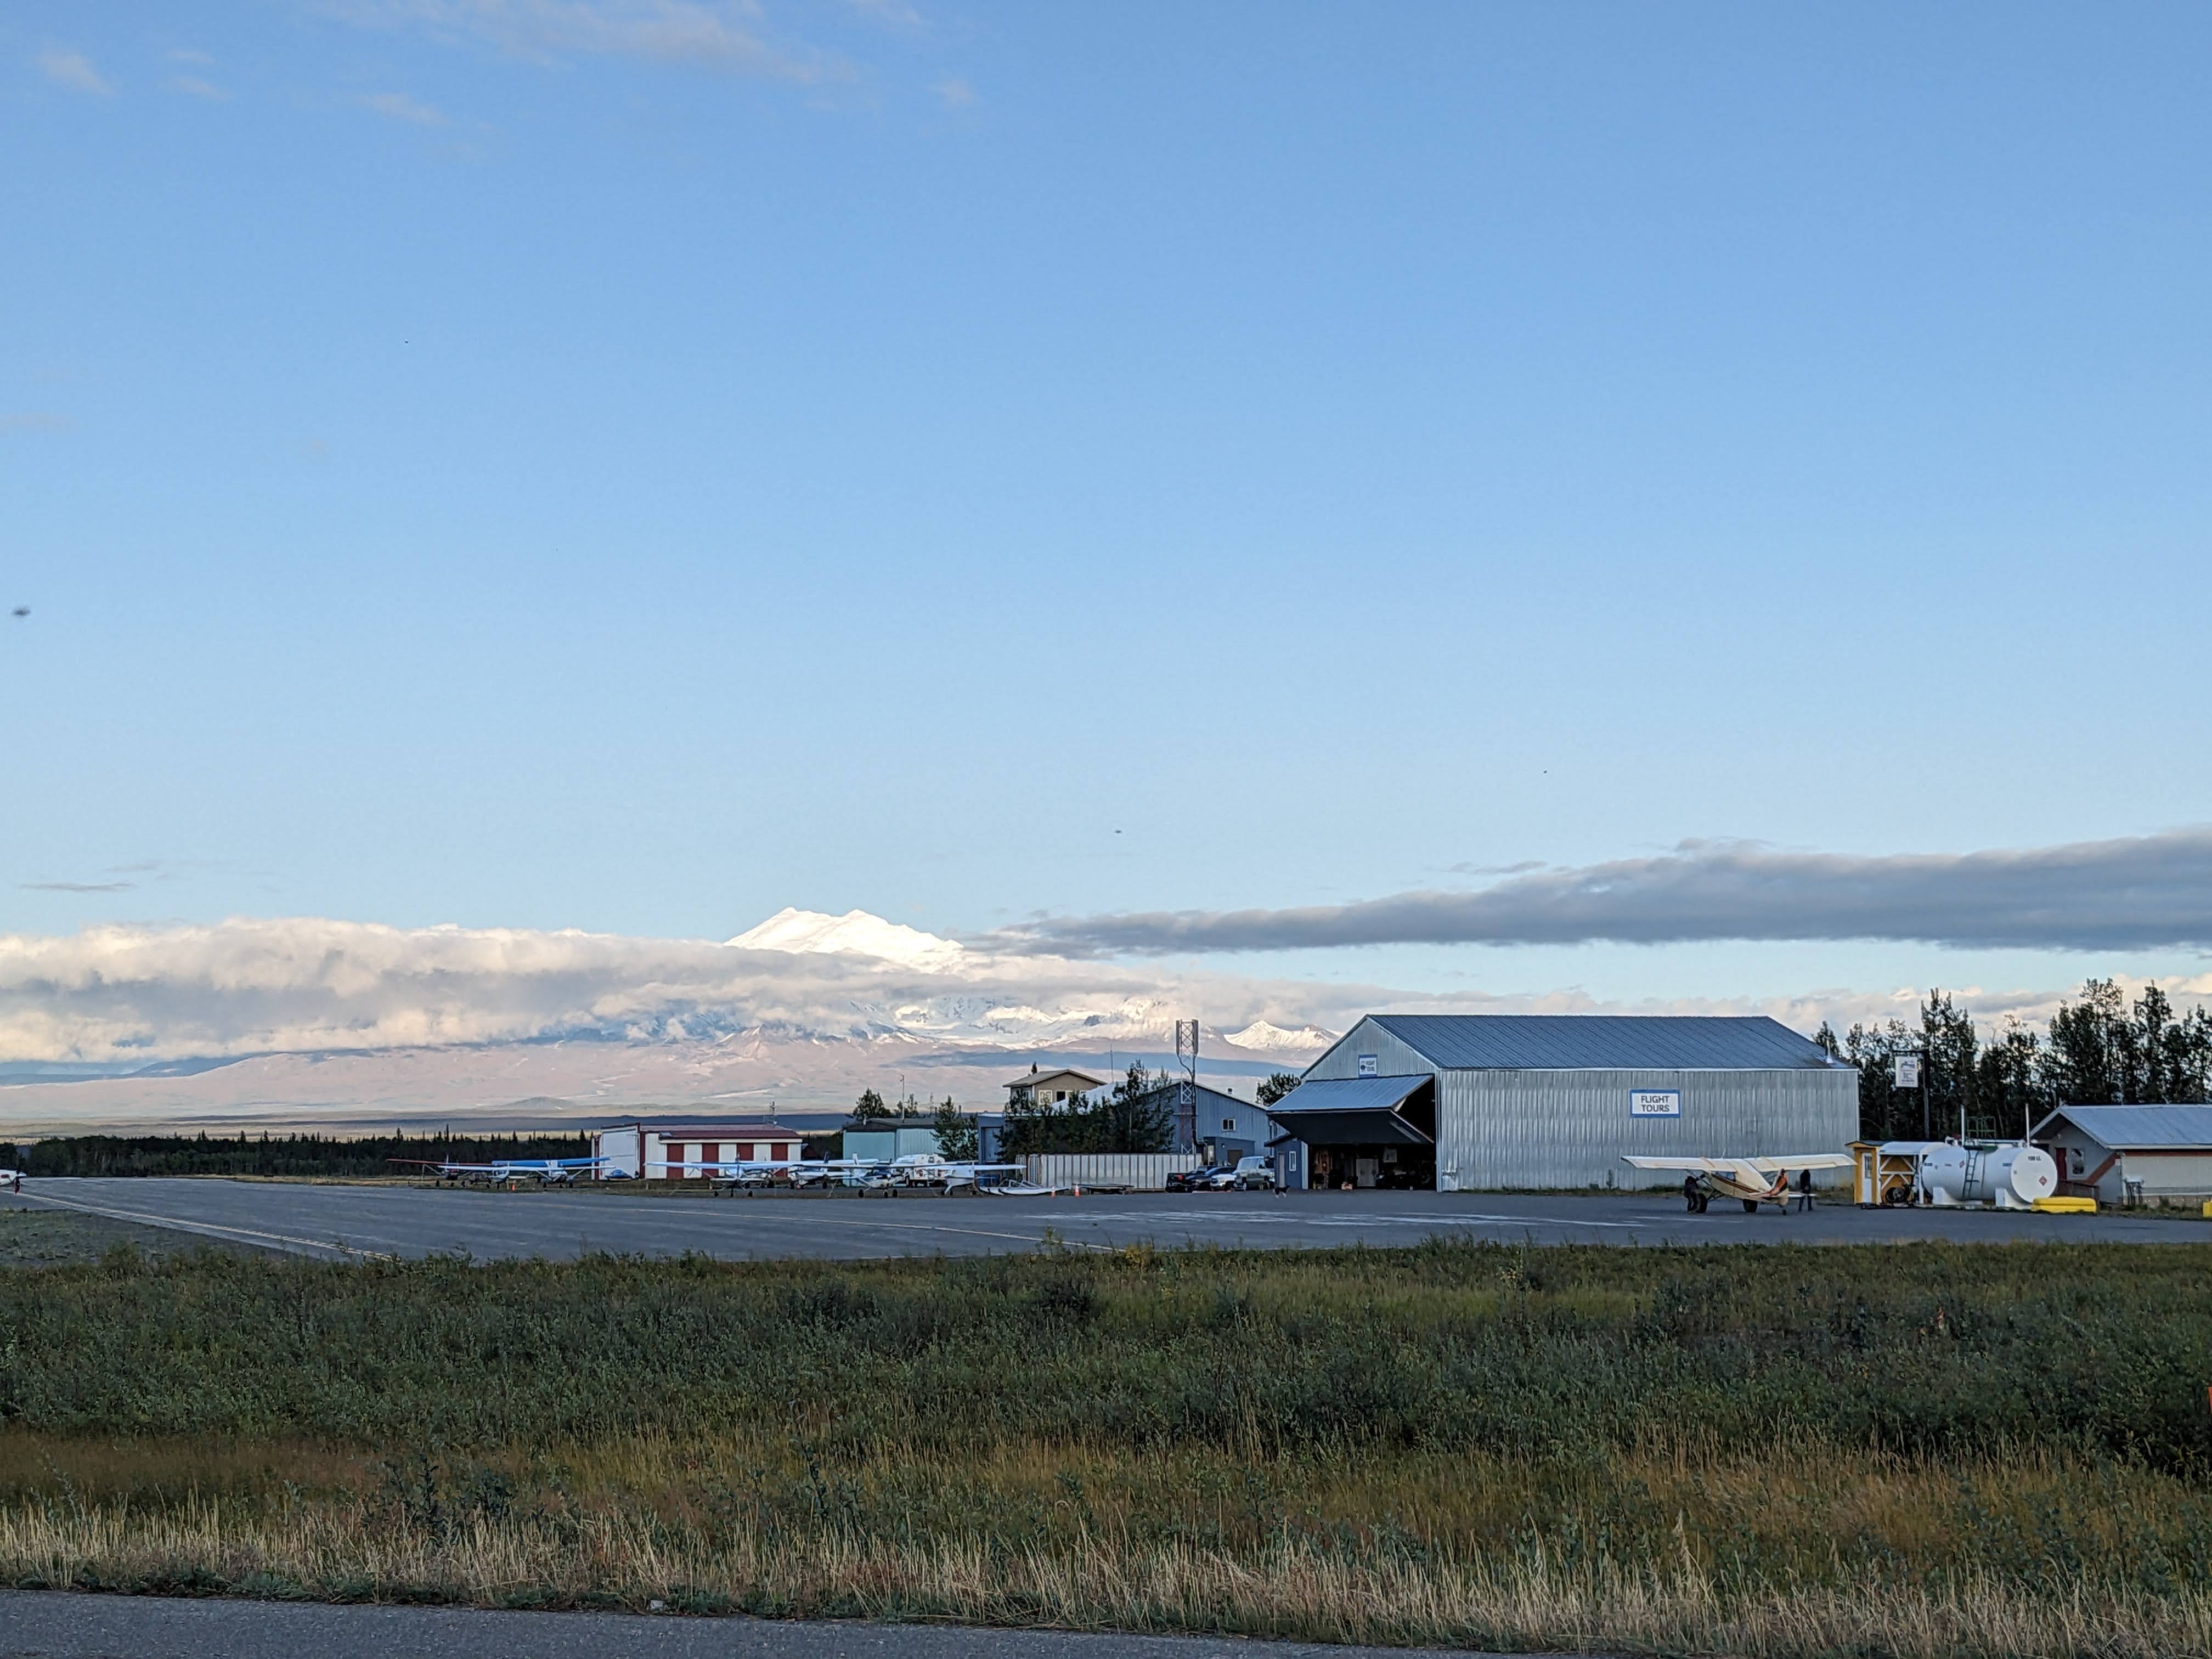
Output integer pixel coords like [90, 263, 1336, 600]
[0, 907, 1336, 1133]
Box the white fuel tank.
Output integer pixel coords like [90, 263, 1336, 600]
[1916, 1143, 2057, 1207]
[1982, 1144, 2058, 1206]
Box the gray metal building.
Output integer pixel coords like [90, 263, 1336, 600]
[1278, 1014, 1859, 1191]
[2032, 1104, 2212, 1204]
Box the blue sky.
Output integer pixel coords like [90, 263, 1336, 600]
[5, 2, 2212, 1028]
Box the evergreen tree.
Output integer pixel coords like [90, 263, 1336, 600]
[930, 1097, 978, 1160]
[1256, 1072, 1303, 1107]
[1094, 1063, 1174, 1154]
[2044, 979, 2126, 1104]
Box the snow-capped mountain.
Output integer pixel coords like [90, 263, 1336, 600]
[727, 907, 967, 973]
[1222, 1019, 1335, 1058]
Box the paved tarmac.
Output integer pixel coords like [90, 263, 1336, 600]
[0, 1177, 2192, 1260]
[0, 1594, 1493, 1659]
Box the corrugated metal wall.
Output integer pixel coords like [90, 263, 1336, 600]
[1435, 1068, 1860, 1190]
[1300, 1017, 1858, 1190]
[1302, 1018, 1440, 1085]
[1023, 1153, 1204, 1190]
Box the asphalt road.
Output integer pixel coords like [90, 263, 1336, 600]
[0, 1594, 1493, 1659]
[0, 1177, 2192, 1260]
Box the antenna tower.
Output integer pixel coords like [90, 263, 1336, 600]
[1173, 1019, 1199, 1153]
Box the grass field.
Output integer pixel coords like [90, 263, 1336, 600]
[3, 1236, 2210, 1654]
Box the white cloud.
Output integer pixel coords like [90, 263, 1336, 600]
[358, 89, 452, 125]
[0, 413, 73, 434]
[170, 76, 233, 101]
[316, 0, 833, 80]
[167, 49, 217, 65]
[930, 75, 973, 108]
[38, 46, 112, 96]
[0, 909, 2185, 1085]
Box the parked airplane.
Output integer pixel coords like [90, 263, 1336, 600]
[1623, 1152, 1853, 1213]
[648, 1152, 1024, 1194]
[390, 1156, 607, 1189]
[648, 1154, 882, 1191]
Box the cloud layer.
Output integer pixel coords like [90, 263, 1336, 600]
[1001, 829, 2212, 956]
[0, 913, 1337, 1066]
[0, 906, 2199, 1126]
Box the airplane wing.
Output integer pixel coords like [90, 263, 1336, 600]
[1625, 1153, 1849, 1175]
[1742, 1153, 1854, 1174]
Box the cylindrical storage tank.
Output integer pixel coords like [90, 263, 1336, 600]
[1916, 1143, 1970, 1204]
[1981, 1144, 2057, 1206]
[1916, 1142, 2058, 1206]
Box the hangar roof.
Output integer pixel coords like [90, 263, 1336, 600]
[1265, 1075, 1434, 1148]
[2032, 1104, 2212, 1150]
[1273, 1075, 1431, 1113]
[1364, 1014, 1841, 1072]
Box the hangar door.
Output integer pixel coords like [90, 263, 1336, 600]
[1267, 1075, 1436, 1190]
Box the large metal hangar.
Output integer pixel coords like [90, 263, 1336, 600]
[1273, 1014, 1859, 1191]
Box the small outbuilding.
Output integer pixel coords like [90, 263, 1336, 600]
[840, 1120, 946, 1163]
[591, 1121, 803, 1178]
[2032, 1104, 2212, 1204]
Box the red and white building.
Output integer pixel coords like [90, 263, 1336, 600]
[591, 1121, 804, 1179]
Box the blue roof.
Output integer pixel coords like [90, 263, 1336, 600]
[2034, 1104, 2212, 1149]
[1270, 1075, 1431, 1114]
[1363, 1014, 1840, 1071]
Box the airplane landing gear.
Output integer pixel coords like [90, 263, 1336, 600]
[1742, 1198, 1759, 1213]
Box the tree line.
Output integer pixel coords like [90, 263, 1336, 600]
[15, 1130, 594, 1179]
[1818, 978, 2212, 1143]
[996, 1064, 1177, 1157]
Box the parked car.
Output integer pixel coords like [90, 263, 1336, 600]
[1229, 1155, 1278, 1191]
[1167, 1165, 1231, 1193]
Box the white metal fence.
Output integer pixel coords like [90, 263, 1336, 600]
[1022, 1153, 1204, 1191]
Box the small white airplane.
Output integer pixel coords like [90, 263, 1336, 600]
[650, 1155, 889, 1191]
[879, 1153, 1023, 1188]
[648, 1152, 1025, 1194]
[1624, 1152, 1853, 1213]
[391, 1156, 608, 1189]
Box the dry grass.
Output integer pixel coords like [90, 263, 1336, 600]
[6, 1240, 2212, 1651]
[8, 1488, 2212, 1657]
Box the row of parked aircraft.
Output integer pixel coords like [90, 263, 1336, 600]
[391, 1152, 1030, 1194]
